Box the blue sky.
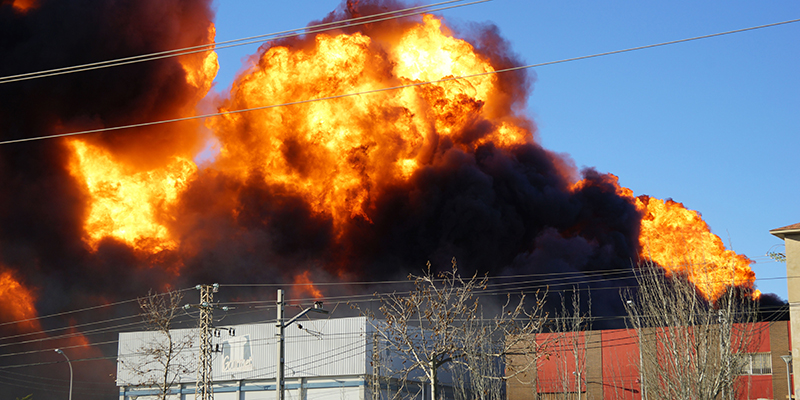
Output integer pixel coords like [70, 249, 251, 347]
[209, 0, 799, 299]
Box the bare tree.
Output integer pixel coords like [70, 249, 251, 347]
[551, 288, 591, 400]
[450, 307, 508, 400]
[623, 261, 758, 400]
[362, 259, 547, 400]
[119, 289, 196, 399]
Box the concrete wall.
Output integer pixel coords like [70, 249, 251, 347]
[584, 330, 603, 400]
[786, 232, 800, 398]
[772, 225, 800, 399]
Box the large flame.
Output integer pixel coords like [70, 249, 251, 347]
[635, 194, 757, 300]
[575, 175, 757, 301]
[67, 139, 197, 254]
[180, 25, 219, 97]
[210, 15, 529, 233]
[0, 267, 40, 332]
[64, 26, 217, 255]
[0, 5, 773, 397]
[64, 11, 755, 302]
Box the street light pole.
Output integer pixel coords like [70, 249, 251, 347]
[781, 355, 793, 399]
[275, 289, 329, 400]
[54, 349, 73, 400]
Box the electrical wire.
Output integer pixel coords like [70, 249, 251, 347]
[0, 270, 790, 350]
[0, 274, 780, 344]
[0, 286, 195, 328]
[0, 313, 143, 342]
[0, 265, 774, 334]
[1, 17, 798, 146]
[0, 0, 485, 85]
[0, 304, 787, 373]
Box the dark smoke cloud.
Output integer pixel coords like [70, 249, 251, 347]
[0, 0, 214, 397]
[0, 0, 783, 398]
[0, 0, 215, 302]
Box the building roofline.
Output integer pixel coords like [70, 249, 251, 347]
[770, 222, 800, 239]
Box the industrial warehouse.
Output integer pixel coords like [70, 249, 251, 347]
[115, 219, 800, 400]
[117, 319, 794, 400]
[116, 316, 455, 400]
[112, 223, 800, 400]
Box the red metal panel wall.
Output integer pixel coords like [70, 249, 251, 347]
[535, 331, 584, 394]
[737, 375, 773, 400]
[600, 329, 641, 400]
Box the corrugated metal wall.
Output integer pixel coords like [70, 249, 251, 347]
[117, 328, 196, 385]
[117, 316, 372, 386]
[117, 316, 460, 400]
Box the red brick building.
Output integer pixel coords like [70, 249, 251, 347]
[508, 321, 792, 400]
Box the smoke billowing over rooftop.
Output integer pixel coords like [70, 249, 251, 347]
[0, 0, 775, 397]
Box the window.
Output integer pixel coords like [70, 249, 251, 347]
[738, 353, 772, 375]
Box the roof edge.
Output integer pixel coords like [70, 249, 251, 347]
[770, 222, 800, 239]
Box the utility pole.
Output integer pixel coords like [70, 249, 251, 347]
[372, 332, 380, 400]
[276, 289, 284, 400]
[184, 283, 227, 400]
[275, 289, 329, 400]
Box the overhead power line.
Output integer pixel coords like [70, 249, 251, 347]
[0, 0, 487, 85]
[0, 303, 788, 373]
[1, 16, 797, 146]
[0, 268, 784, 334]
[0, 272, 780, 350]
[0, 286, 194, 328]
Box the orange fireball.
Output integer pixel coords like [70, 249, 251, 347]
[67, 139, 197, 254]
[574, 174, 756, 301]
[210, 14, 530, 235]
[635, 194, 756, 300]
[58, 7, 757, 305]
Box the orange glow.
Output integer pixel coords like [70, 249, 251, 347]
[64, 323, 91, 348]
[574, 174, 756, 301]
[0, 268, 40, 331]
[48, 323, 105, 362]
[9, 0, 37, 13]
[180, 24, 219, 97]
[67, 139, 197, 254]
[211, 14, 531, 234]
[293, 271, 323, 299]
[635, 194, 755, 300]
[54, 9, 757, 305]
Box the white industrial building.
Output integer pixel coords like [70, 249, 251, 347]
[116, 316, 454, 400]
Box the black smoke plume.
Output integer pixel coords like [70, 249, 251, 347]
[0, 1, 783, 399]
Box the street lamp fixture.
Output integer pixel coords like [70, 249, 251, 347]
[54, 348, 73, 400]
[781, 355, 792, 399]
